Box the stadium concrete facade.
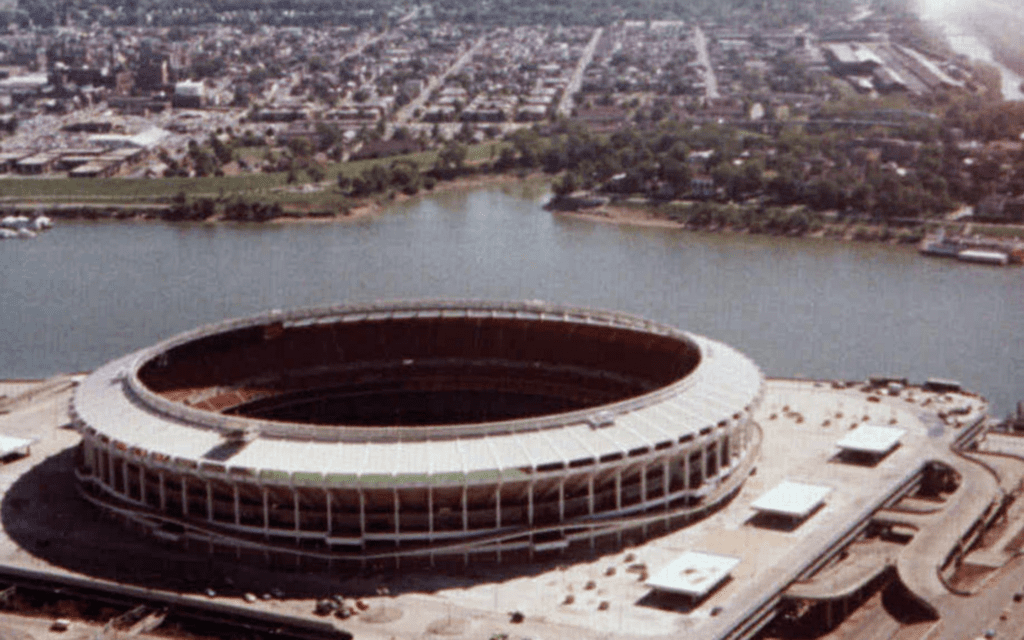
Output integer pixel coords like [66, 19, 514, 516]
[71, 301, 764, 565]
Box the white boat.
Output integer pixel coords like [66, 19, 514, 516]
[0, 228, 17, 239]
[958, 249, 1009, 265]
[16, 228, 36, 239]
[32, 215, 52, 230]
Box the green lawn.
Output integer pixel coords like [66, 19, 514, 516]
[969, 223, 1024, 240]
[0, 141, 509, 211]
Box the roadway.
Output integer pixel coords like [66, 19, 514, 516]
[692, 26, 719, 102]
[391, 36, 485, 130]
[555, 27, 603, 118]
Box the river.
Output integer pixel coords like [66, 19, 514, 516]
[948, 34, 1024, 102]
[916, 0, 1024, 101]
[2, 184, 1021, 416]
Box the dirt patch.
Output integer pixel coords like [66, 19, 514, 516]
[554, 204, 684, 229]
[424, 615, 471, 635]
[360, 602, 403, 624]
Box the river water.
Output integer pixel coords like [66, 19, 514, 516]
[948, 34, 1024, 102]
[916, 0, 1024, 101]
[2, 183, 1021, 415]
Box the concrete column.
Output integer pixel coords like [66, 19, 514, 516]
[121, 458, 128, 495]
[181, 477, 188, 516]
[294, 488, 301, 540]
[615, 469, 623, 547]
[233, 484, 241, 526]
[461, 485, 469, 566]
[325, 489, 332, 535]
[358, 489, 367, 546]
[206, 481, 214, 522]
[427, 487, 434, 538]
[662, 459, 670, 509]
[717, 434, 725, 472]
[640, 463, 648, 507]
[588, 472, 596, 550]
[495, 485, 502, 529]
[495, 484, 502, 563]
[427, 486, 435, 567]
[615, 470, 622, 511]
[640, 463, 649, 539]
[683, 452, 690, 491]
[394, 489, 400, 547]
[462, 485, 468, 531]
[588, 474, 595, 516]
[558, 478, 565, 523]
[528, 480, 535, 561]
[528, 482, 535, 525]
[700, 441, 708, 485]
[107, 448, 115, 489]
[158, 471, 166, 512]
[262, 486, 270, 538]
[138, 465, 146, 504]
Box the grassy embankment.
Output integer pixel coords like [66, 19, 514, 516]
[0, 142, 508, 215]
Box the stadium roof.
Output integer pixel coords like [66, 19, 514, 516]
[74, 304, 763, 487]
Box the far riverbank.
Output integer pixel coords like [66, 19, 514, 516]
[549, 196, 1024, 257]
[557, 201, 926, 244]
[7, 170, 1024, 257]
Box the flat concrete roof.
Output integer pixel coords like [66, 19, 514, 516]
[750, 481, 832, 519]
[836, 424, 906, 455]
[646, 551, 740, 597]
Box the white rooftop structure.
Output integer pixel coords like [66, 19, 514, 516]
[174, 80, 205, 97]
[88, 128, 169, 150]
[0, 72, 48, 93]
[836, 424, 906, 456]
[130, 127, 170, 149]
[0, 435, 34, 460]
[646, 551, 741, 598]
[750, 481, 832, 519]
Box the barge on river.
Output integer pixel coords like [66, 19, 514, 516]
[918, 229, 1023, 266]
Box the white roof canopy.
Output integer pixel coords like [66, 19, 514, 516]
[750, 481, 831, 519]
[0, 435, 33, 459]
[646, 551, 740, 598]
[836, 424, 906, 455]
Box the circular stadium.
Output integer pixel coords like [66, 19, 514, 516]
[71, 301, 764, 565]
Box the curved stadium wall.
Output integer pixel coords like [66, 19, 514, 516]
[71, 301, 764, 565]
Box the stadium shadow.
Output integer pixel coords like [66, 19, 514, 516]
[0, 446, 606, 599]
